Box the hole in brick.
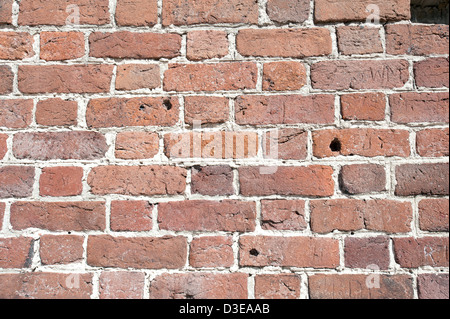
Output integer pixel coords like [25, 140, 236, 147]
[329, 138, 342, 152]
[249, 249, 260, 257]
[411, 0, 449, 24]
[163, 99, 173, 110]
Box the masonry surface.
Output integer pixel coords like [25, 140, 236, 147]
[0, 0, 448, 299]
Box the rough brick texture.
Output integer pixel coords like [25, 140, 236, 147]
[0, 0, 448, 300]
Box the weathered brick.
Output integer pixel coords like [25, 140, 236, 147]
[189, 236, 234, 268]
[39, 166, 84, 197]
[0, 134, 8, 159]
[339, 164, 386, 194]
[313, 129, 410, 158]
[0, 202, 4, 229]
[0, 66, 13, 95]
[416, 128, 449, 157]
[10, 201, 106, 231]
[264, 129, 308, 160]
[395, 163, 449, 196]
[115, 0, 158, 26]
[390, 92, 449, 124]
[115, 64, 161, 91]
[115, 131, 159, 159]
[255, 275, 301, 299]
[341, 93, 386, 121]
[419, 199, 449, 232]
[345, 236, 390, 269]
[266, 0, 309, 24]
[261, 200, 307, 231]
[35, 98, 78, 127]
[337, 26, 383, 55]
[0, 0, 13, 24]
[162, 0, 258, 26]
[158, 200, 256, 232]
[309, 274, 414, 299]
[187, 30, 229, 61]
[39, 235, 84, 265]
[235, 95, 335, 125]
[418, 274, 449, 299]
[86, 97, 179, 128]
[13, 132, 108, 160]
[237, 28, 332, 58]
[0, 166, 35, 199]
[87, 235, 187, 269]
[311, 60, 409, 90]
[40, 32, 84, 61]
[19, 0, 110, 26]
[314, 0, 410, 23]
[110, 200, 153, 232]
[414, 57, 449, 88]
[239, 236, 339, 268]
[386, 24, 449, 56]
[262, 62, 307, 91]
[89, 32, 181, 59]
[191, 165, 234, 196]
[0, 99, 34, 128]
[18, 65, 113, 94]
[99, 272, 146, 299]
[310, 199, 413, 234]
[0, 32, 34, 60]
[149, 273, 248, 299]
[164, 63, 257, 92]
[239, 166, 334, 197]
[394, 237, 449, 268]
[88, 165, 186, 196]
[0, 237, 34, 268]
[184, 96, 229, 125]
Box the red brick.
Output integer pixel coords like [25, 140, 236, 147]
[162, 0, 258, 26]
[39, 235, 84, 265]
[40, 32, 84, 61]
[0, 273, 93, 299]
[0, 99, 34, 128]
[311, 60, 409, 90]
[239, 236, 339, 268]
[394, 237, 449, 268]
[40, 167, 83, 197]
[386, 24, 449, 56]
[414, 57, 449, 88]
[164, 62, 257, 92]
[18, 65, 113, 94]
[239, 166, 334, 197]
[341, 93, 386, 121]
[158, 200, 256, 232]
[339, 164, 386, 195]
[261, 200, 307, 231]
[0, 65, 13, 94]
[13, 132, 108, 160]
[337, 26, 383, 55]
[263, 62, 307, 91]
[0, 166, 35, 199]
[418, 274, 449, 299]
[0, 32, 34, 60]
[309, 274, 414, 299]
[237, 28, 332, 58]
[110, 200, 153, 232]
[390, 92, 449, 124]
[416, 128, 449, 158]
[87, 235, 187, 269]
[255, 274, 301, 299]
[99, 272, 146, 299]
[0, 237, 34, 268]
[189, 236, 234, 268]
[0, 134, 8, 159]
[115, 64, 161, 91]
[396, 163, 449, 196]
[184, 96, 229, 125]
[191, 165, 234, 196]
[0, 202, 4, 229]
[0, 0, 13, 24]
[266, 0, 309, 24]
[264, 129, 308, 160]
[419, 199, 449, 232]
[10, 201, 106, 231]
[88, 165, 186, 196]
[115, 0, 158, 26]
[86, 97, 179, 128]
[149, 273, 248, 299]
[35, 98, 78, 127]
[314, 0, 410, 23]
[115, 131, 159, 159]
[19, 0, 110, 26]
[89, 32, 181, 59]
[313, 129, 410, 158]
[235, 95, 335, 125]
[345, 236, 390, 269]
[187, 30, 229, 61]
[310, 199, 413, 234]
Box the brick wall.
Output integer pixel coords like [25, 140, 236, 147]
[0, 0, 448, 299]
